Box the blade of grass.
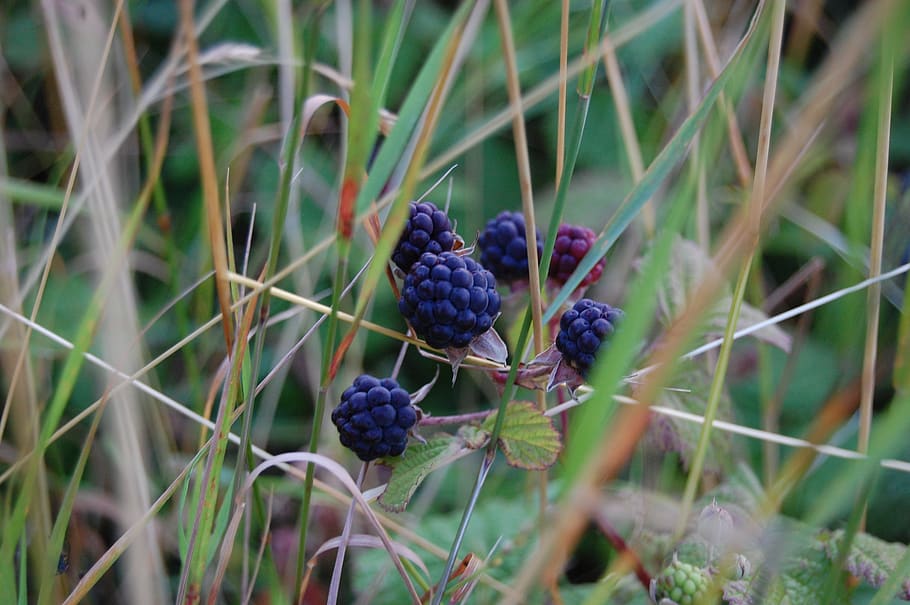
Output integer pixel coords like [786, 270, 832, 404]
[857, 0, 895, 532]
[555, 0, 569, 188]
[491, 0, 551, 540]
[505, 166, 694, 603]
[179, 0, 233, 352]
[35, 390, 111, 605]
[0, 137, 162, 592]
[674, 0, 786, 538]
[542, 0, 772, 323]
[434, 5, 611, 603]
[178, 281, 261, 602]
[294, 0, 416, 593]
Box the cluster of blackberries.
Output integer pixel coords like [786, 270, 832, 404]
[476, 212, 606, 290]
[331, 202, 622, 461]
[331, 375, 418, 462]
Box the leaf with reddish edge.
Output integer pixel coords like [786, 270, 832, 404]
[481, 401, 562, 470]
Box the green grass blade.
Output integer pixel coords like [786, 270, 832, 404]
[352, 1, 473, 219]
[542, 1, 772, 323]
[0, 178, 157, 590]
[35, 396, 108, 605]
[560, 173, 692, 489]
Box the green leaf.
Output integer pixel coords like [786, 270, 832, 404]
[378, 434, 480, 512]
[481, 401, 562, 470]
[728, 537, 847, 605]
[654, 237, 791, 351]
[651, 361, 734, 475]
[820, 530, 910, 600]
[354, 497, 537, 605]
[543, 3, 772, 322]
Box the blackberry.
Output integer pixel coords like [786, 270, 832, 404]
[555, 298, 622, 377]
[331, 374, 418, 461]
[478, 211, 542, 283]
[548, 224, 606, 288]
[650, 556, 711, 605]
[398, 251, 501, 349]
[392, 201, 456, 272]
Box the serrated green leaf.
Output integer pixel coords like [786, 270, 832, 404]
[730, 534, 848, 605]
[378, 435, 477, 512]
[481, 401, 562, 470]
[655, 238, 791, 351]
[820, 530, 910, 600]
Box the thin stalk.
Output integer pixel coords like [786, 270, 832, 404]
[287, 9, 330, 593]
[419, 410, 494, 426]
[675, 0, 786, 537]
[602, 37, 645, 183]
[684, 0, 708, 248]
[538, 0, 609, 286]
[555, 0, 569, 187]
[857, 8, 894, 531]
[674, 260, 752, 538]
[328, 462, 369, 605]
[179, 0, 233, 352]
[692, 0, 753, 188]
[491, 0, 550, 532]
[492, 0, 543, 393]
[429, 452, 495, 605]
[432, 7, 609, 594]
[821, 471, 878, 604]
[295, 254, 348, 599]
[116, 4, 203, 406]
[234, 9, 326, 596]
[180, 287, 261, 603]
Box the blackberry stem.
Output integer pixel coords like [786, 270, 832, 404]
[418, 410, 494, 426]
[592, 510, 652, 590]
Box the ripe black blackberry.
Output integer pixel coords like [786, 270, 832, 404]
[548, 224, 605, 288]
[478, 211, 542, 283]
[391, 201, 456, 272]
[331, 374, 418, 461]
[398, 251, 501, 349]
[555, 298, 622, 377]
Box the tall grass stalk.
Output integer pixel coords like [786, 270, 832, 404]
[857, 0, 895, 496]
[675, 0, 787, 538]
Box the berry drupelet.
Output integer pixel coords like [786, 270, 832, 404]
[398, 251, 501, 350]
[555, 298, 622, 377]
[548, 224, 606, 288]
[478, 211, 542, 284]
[331, 374, 418, 461]
[391, 201, 456, 272]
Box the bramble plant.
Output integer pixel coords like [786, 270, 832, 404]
[3, 1, 910, 605]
